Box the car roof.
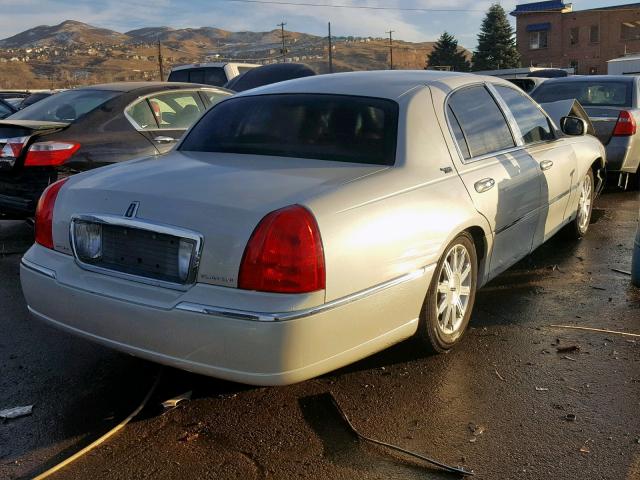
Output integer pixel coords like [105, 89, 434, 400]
[170, 62, 260, 71]
[541, 75, 636, 84]
[233, 70, 483, 100]
[74, 82, 213, 92]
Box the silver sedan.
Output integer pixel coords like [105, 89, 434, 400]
[20, 71, 606, 385]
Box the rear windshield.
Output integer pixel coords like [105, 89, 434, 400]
[168, 67, 227, 86]
[532, 81, 632, 107]
[10, 89, 118, 122]
[180, 94, 399, 165]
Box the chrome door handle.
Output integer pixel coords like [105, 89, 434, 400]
[540, 160, 554, 171]
[474, 178, 495, 193]
[154, 136, 176, 144]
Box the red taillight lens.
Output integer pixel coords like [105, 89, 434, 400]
[612, 111, 637, 136]
[0, 136, 28, 160]
[24, 141, 80, 167]
[238, 205, 325, 294]
[35, 178, 69, 249]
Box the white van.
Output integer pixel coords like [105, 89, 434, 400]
[167, 62, 260, 87]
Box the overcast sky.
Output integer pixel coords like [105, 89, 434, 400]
[0, 0, 622, 48]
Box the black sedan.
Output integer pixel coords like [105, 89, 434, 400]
[0, 82, 230, 218]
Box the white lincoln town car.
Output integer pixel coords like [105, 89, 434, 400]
[20, 71, 605, 385]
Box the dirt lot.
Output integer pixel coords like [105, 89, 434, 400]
[1, 190, 639, 480]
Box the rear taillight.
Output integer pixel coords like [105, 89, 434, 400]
[612, 111, 637, 137]
[238, 205, 325, 294]
[0, 136, 28, 160]
[35, 178, 69, 249]
[25, 141, 80, 167]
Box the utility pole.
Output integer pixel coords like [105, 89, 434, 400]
[277, 22, 287, 63]
[386, 30, 394, 70]
[157, 38, 164, 81]
[328, 22, 333, 73]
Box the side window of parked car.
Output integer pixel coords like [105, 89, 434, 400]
[447, 86, 515, 160]
[494, 85, 555, 144]
[147, 91, 206, 130]
[200, 90, 229, 107]
[126, 100, 157, 130]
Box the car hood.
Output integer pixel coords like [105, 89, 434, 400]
[53, 151, 388, 288]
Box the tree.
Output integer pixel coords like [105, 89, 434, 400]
[426, 32, 470, 72]
[472, 3, 520, 71]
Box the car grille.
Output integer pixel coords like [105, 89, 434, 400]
[93, 224, 186, 284]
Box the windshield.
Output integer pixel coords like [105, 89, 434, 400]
[532, 81, 632, 107]
[10, 89, 119, 122]
[180, 94, 398, 165]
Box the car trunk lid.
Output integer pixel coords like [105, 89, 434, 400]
[584, 106, 624, 145]
[53, 151, 388, 288]
[0, 120, 69, 171]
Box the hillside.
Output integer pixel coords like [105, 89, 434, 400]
[0, 20, 469, 89]
[0, 20, 128, 48]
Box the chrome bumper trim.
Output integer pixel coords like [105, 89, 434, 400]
[21, 257, 56, 279]
[175, 267, 430, 322]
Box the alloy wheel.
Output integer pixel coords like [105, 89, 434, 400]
[577, 174, 592, 232]
[436, 244, 472, 335]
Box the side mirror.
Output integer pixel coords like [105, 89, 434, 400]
[560, 116, 587, 136]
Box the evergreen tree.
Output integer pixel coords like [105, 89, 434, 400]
[472, 3, 520, 71]
[426, 32, 470, 72]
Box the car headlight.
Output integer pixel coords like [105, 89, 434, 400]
[74, 221, 102, 261]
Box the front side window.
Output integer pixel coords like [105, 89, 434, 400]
[447, 86, 515, 159]
[532, 81, 631, 107]
[180, 94, 398, 166]
[530, 30, 548, 49]
[590, 25, 600, 43]
[10, 89, 118, 122]
[495, 85, 554, 144]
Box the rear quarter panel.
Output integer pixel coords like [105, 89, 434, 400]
[305, 87, 491, 303]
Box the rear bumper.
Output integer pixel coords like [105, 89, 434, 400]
[605, 137, 639, 173]
[20, 245, 431, 385]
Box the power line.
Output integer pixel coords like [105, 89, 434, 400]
[222, 0, 486, 12]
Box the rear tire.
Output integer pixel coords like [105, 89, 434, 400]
[416, 232, 477, 353]
[564, 169, 594, 240]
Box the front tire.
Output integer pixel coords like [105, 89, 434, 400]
[417, 232, 478, 353]
[565, 169, 594, 239]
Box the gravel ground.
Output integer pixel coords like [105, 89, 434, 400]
[0, 190, 638, 480]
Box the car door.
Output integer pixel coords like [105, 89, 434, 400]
[126, 90, 208, 154]
[446, 84, 543, 280]
[493, 84, 577, 245]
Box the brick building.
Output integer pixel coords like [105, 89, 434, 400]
[511, 1, 640, 74]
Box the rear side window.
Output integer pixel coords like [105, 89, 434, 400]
[532, 81, 631, 107]
[204, 68, 228, 86]
[147, 91, 206, 130]
[180, 94, 398, 165]
[168, 70, 188, 82]
[10, 89, 118, 122]
[447, 86, 515, 159]
[200, 89, 230, 106]
[0, 101, 12, 119]
[495, 85, 554, 144]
